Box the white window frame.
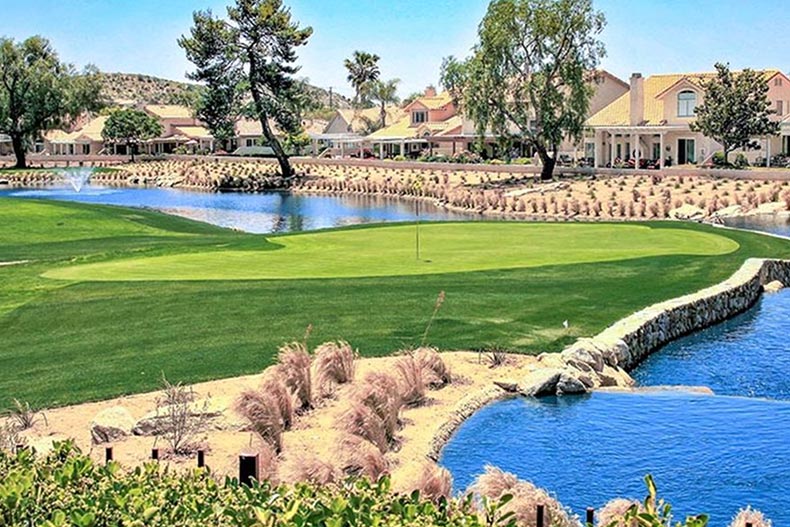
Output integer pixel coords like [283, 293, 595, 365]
[677, 90, 697, 118]
[412, 111, 428, 124]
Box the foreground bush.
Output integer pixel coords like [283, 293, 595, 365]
[470, 466, 577, 527]
[0, 442, 510, 527]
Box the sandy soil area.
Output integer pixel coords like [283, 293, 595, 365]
[8, 351, 562, 488]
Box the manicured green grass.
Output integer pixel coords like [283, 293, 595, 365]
[1, 196, 789, 409]
[44, 222, 738, 281]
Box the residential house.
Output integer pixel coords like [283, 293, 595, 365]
[312, 107, 404, 157]
[234, 117, 329, 156]
[143, 105, 213, 154]
[435, 70, 629, 160]
[367, 73, 628, 160]
[367, 87, 461, 158]
[0, 134, 14, 156]
[586, 70, 790, 168]
[44, 115, 108, 156]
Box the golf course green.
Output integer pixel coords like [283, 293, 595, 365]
[1, 196, 788, 408]
[44, 222, 738, 281]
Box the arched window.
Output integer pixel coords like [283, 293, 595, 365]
[678, 90, 697, 117]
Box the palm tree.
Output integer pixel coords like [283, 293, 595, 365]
[370, 79, 400, 128]
[344, 51, 380, 108]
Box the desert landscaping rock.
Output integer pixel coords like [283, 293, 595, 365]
[518, 368, 563, 396]
[669, 203, 706, 221]
[556, 371, 588, 394]
[764, 280, 785, 293]
[132, 399, 225, 436]
[90, 406, 135, 444]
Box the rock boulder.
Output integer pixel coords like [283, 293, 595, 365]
[91, 406, 135, 444]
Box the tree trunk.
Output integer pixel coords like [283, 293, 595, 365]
[722, 143, 729, 165]
[129, 141, 135, 163]
[536, 146, 556, 181]
[260, 117, 292, 178]
[11, 133, 26, 169]
[380, 101, 386, 128]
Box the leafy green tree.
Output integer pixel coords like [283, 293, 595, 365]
[284, 130, 311, 155]
[179, 0, 312, 177]
[344, 51, 380, 109]
[0, 36, 103, 168]
[102, 108, 163, 162]
[691, 63, 780, 165]
[440, 0, 605, 180]
[370, 78, 400, 128]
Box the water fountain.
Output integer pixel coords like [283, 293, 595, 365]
[60, 167, 93, 192]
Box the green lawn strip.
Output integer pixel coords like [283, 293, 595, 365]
[42, 222, 739, 281]
[0, 198, 789, 409]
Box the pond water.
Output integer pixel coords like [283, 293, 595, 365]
[441, 391, 790, 525]
[633, 290, 790, 400]
[440, 288, 790, 526]
[724, 214, 790, 237]
[0, 184, 474, 233]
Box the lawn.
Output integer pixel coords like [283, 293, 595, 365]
[1, 196, 789, 409]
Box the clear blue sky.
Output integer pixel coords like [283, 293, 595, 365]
[0, 0, 787, 98]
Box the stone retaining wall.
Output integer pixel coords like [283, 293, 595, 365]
[564, 258, 790, 373]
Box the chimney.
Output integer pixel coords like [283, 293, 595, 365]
[424, 85, 437, 97]
[629, 73, 644, 126]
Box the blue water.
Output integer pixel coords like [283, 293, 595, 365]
[441, 288, 790, 526]
[441, 393, 790, 525]
[0, 185, 473, 233]
[634, 290, 790, 400]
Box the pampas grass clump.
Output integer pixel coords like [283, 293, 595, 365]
[394, 354, 426, 407]
[470, 466, 577, 527]
[313, 340, 355, 397]
[729, 507, 772, 527]
[597, 498, 641, 527]
[339, 372, 403, 453]
[261, 372, 294, 430]
[414, 347, 451, 387]
[278, 342, 312, 411]
[340, 401, 389, 453]
[413, 462, 453, 503]
[283, 452, 340, 485]
[340, 435, 389, 480]
[235, 390, 284, 452]
[357, 372, 402, 440]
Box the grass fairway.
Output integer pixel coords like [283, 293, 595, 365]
[1, 196, 789, 409]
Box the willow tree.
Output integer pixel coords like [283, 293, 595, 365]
[691, 63, 779, 165]
[179, 0, 312, 177]
[441, 0, 605, 180]
[0, 36, 102, 168]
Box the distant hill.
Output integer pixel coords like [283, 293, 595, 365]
[97, 72, 351, 110]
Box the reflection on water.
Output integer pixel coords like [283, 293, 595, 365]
[724, 214, 790, 237]
[0, 184, 476, 233]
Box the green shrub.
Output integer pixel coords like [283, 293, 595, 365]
[512, 157, 532, 165]
[712, 151, 727, 167]
[393, 155, 407, 162]
[734, 153, 749, 169]
[0, 442, 512, 527]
